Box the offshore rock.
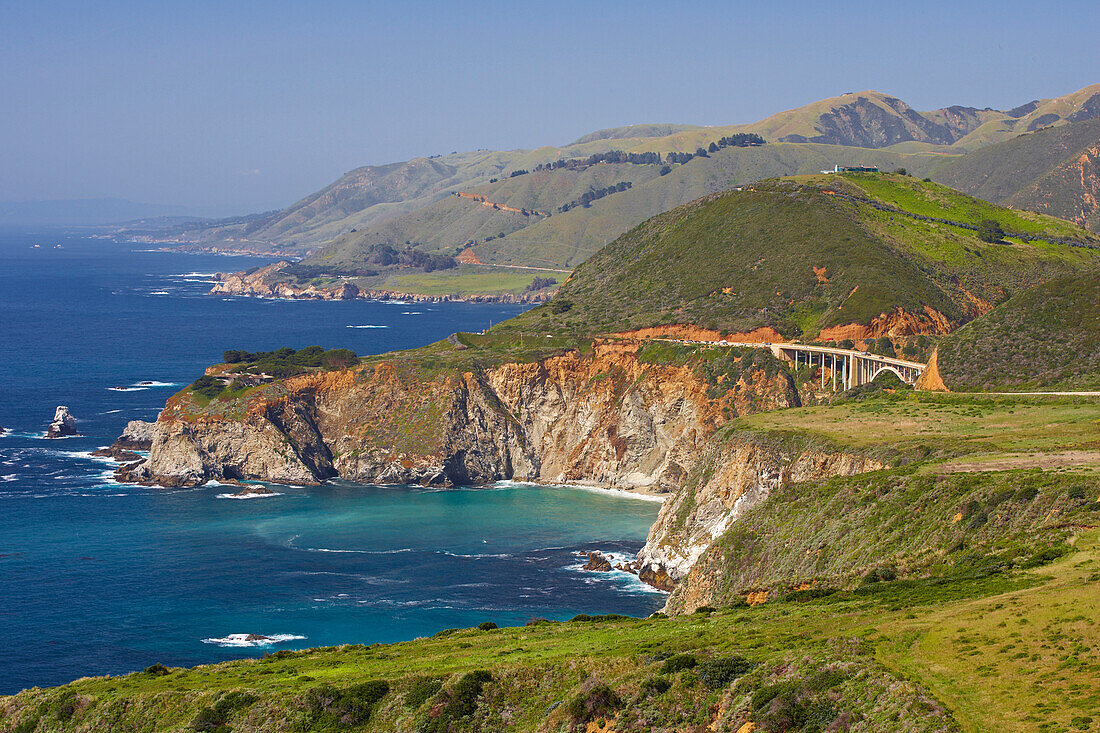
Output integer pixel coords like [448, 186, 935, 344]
[582, 552, 613, 572]
[46, 406, 79, 439]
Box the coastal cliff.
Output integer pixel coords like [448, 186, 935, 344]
[636, 432, 883, 590]
[120, 341, 799, 492]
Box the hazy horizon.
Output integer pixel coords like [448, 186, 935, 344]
[3, 0, 1098, 214]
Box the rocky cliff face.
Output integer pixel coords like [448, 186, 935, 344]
[121, 342, 800, 493]
[635, 433, 883, 594]
[121, 341, 888, 601]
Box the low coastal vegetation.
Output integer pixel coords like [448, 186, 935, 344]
[934, 271, 1100, 391]
[189, 346, 359, 401]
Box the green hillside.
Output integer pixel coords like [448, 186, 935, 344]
[161, 85, 1100, 262]
[934, 271, 1100, 392]
[935, 117, 1100, 232]
[502, 174, 1100, 338]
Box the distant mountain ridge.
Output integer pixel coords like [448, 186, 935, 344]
[150, 84, 1100, 271]
[935, 117, 1100, 232]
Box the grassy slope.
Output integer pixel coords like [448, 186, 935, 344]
[469, 143, 945, 270]
[934, 119, 1100, 204]
[499, 175, 1098, 338]
[934, 271, 1100, 392]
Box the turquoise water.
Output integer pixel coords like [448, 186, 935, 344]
[0, 232, 663, 693]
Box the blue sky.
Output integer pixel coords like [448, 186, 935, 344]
[2, 0, 1098, 213]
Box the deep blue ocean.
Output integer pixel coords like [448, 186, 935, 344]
[0, 230, 663, 694]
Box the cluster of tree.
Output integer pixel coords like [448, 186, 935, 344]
[665, 134, 768, 165]
[714, 133, 765, 148]
[524, 276, 558, 292]
[583, 150, 664, 166]
[976, 219, 1006, 243]
[508, 169, 529, 177]
[221, 345, 360, 377]
[557, 181, 633, 212]
[367, 243, 457, 272]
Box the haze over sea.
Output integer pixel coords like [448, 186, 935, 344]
[0, 231, 662, 694]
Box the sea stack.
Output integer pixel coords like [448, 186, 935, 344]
[46, 406, 79, 438]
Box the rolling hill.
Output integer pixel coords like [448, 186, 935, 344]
[935, 117, 1100, 232]
[930, 270, 1100, 392]
[500, 174, 1100, 339]
[157, 84, 1100, 266]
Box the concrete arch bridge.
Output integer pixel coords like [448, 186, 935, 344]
[663, 339, 927, 391]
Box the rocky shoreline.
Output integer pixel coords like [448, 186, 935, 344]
[209, 262, 554, 304]
[107, 341, 887, 601]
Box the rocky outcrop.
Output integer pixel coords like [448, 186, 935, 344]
[116, 420, 155, 449]
[119, 342, 799, 495]
[210, 262, 553, 303]
[636, 432, 884, 596]
[582, 552, 613, 572]
[817, 306, 954, 342]
[46, 406, 79, 438]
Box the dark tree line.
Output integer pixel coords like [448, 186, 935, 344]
[557, 181, 632, 212]
[367, 243, 457, 272]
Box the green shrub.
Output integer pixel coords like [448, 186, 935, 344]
[976, 218, 1005, 243]
[191, 692, 258, 732]
[477, 621, 498, 631]
[639, 676, 671, 696]
[860, 567, 898, 585]
[191, 375, 224, 399]
[416, 671, 492, 733]
[1020, 546, 1070, 569]
[697, 656, 756, 689]
[659, 653, 697, 674]
[303, 681, 388, 729]
[404, 676, 443, 709]
[144, 663, 171, 676]
[1014, 486, 1040, 503]
[566, 683, 620, 724]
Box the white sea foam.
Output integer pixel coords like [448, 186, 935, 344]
[491, 480, 665, 503]
[216, 491, 284, 500]
[569, 550, 669, 595]
[201, 633, 306, 648]
[402, 311, 422, 315]
[149, 291, 170, 295]
[1, 474, 16, 482]
[346, 324, 389, 329]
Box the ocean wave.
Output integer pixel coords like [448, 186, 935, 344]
[491, 479, 666, 503]
[201, 633, 306, 648]
[436, 550, 513, 559]
[402, 311, 422, 315]
[303, 546, 417, 555]
[346, 324, 389, 329]
[55, 450, 117, 465]
[107, 380, 179, 392]
[149, 291, 170, 295]
[216, 491, 284, 500]
[1, 474, 16, 482]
